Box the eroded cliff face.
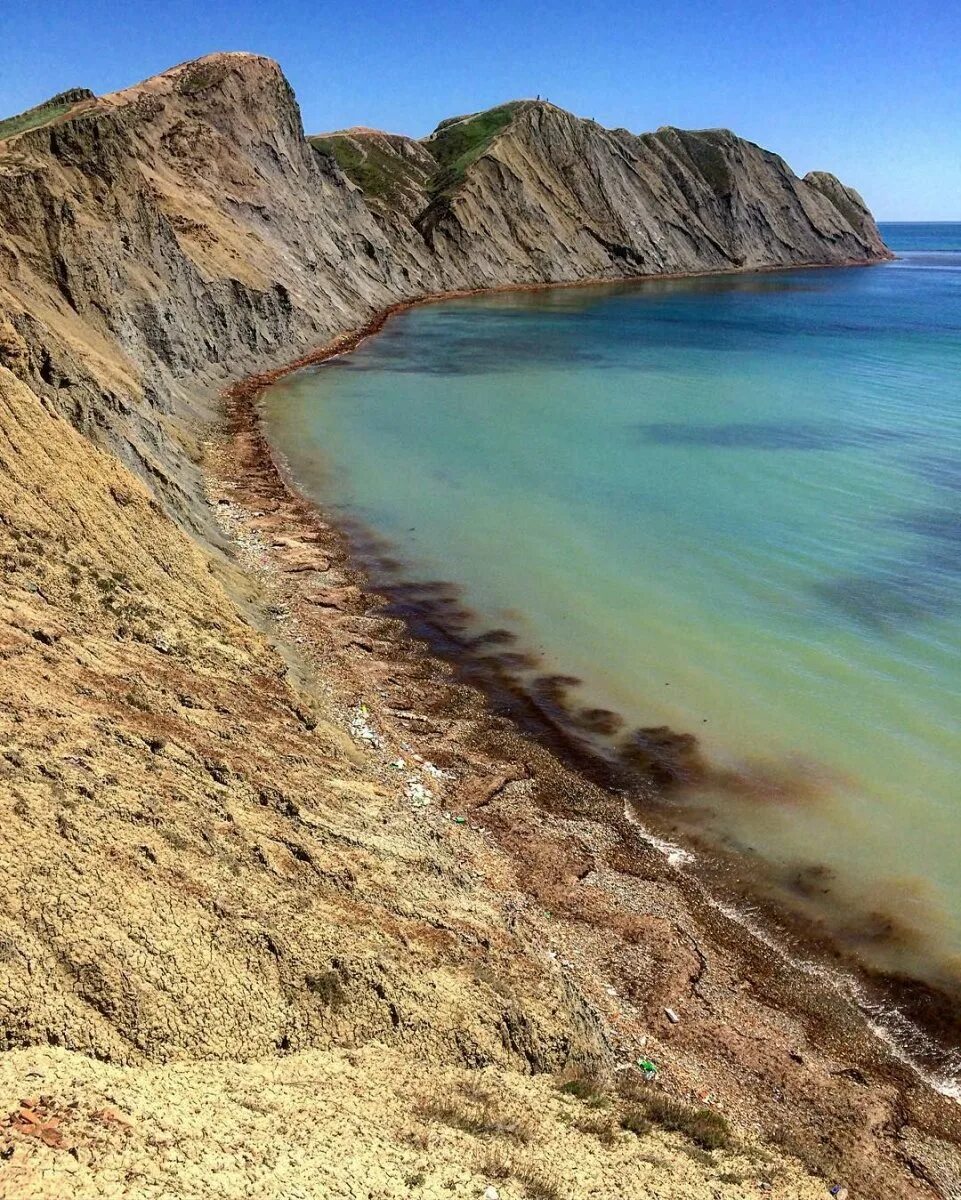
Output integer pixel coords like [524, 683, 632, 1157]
[0, 54, 434, 529]
[0, 54, 887, 528]
[3, 53, 943, 1200]
[327, 100, 890, 289]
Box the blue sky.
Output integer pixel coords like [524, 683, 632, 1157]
[2, 0, 958, 220]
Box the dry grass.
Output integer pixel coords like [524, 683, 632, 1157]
[642, 1095, 732, 1151]
[399, 1124, 434, 1152]
[768, 1121, 838, 1178]
[682, 1145, 716, 1167]
[619, 1106, 652, 1137]
[305, 970, 346, 1008]
[417, 1078, 533, 1145]
[556, 1066, 608, 1107]
[476, 1147, 514, 1180]
[515, 1166, 564, 1200]
[573, 1111, 620, 1146]
[474, 1147, 563, 1200]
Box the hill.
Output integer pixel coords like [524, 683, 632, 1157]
[2, 52, 956, 1200]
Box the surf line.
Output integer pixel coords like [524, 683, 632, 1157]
[620, 799, 961, 1101]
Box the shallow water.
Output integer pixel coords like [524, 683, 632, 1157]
[264, 225, 961, 992]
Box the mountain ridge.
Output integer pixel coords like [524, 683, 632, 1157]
[308, 94, 889, 277]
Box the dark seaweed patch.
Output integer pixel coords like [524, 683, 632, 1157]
[619, 726, 705, 787]
[816, 505, 960, 628]
[890, 507, 961, 545]
[467, 628, 517, 649]
[914, 453, 961, 493]
[530, 674, 582, 705]
[339, 315, 608, 377]
[576, 707, 625, 736]
[787, 863, 837, 900]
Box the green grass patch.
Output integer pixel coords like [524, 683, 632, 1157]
[0, 89, 92, 142]
[674, 130, 735, 196]
[424, 103, 521, 197]
[310, 134, 425, 207]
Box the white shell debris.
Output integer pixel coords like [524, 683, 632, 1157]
[665, 1007, 680, 1024]
[422, 760, 451, 779]
[349, 704, 382, 748]
[405, 779, 433, 808]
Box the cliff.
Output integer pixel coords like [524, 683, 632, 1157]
[0, 56, 887, 530]
[414, 106, 889, 284]
[317, 100, 890, 287]
[2, 52, 953, 1200]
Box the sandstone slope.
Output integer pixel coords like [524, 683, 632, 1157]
[2, 51, 948, 1200]
[319, 99, 890, 287]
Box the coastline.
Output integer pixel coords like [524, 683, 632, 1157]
[223, 255, 893, 407]
[209, 265, 961, 1196]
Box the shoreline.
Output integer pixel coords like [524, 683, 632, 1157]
[258, 431, 961, 1089]
[224, 255, 892, 405]
[211, 262, 961, 1194]
[228, 260, 961, 1066]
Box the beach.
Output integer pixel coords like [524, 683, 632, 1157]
[207, 278, 961, 1195]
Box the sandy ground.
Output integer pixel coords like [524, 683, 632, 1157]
[0, 1044, 835, 1200]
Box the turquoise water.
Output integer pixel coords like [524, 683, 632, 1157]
[264, 225, 961, 990]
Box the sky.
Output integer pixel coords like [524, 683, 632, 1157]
[1, 0, 958, 220]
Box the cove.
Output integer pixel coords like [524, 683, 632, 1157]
[263, 225, 961, 996]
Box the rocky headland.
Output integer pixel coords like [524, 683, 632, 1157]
[1, 50, 957, 1200]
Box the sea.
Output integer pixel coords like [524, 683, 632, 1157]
[263, 223, 961, 1019]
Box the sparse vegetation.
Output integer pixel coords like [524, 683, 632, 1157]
[471, 962, 515, 999]
[310, 134, 426, 207]
[682, 1145, 716, 1166]
[642, 1094, 732, 1151]
[305, 969, 346, 1008]
[125, 686, 153, 712]
[556, 1066, 608, 1106]
[176, 61, 228, 96]
[160, 826, 191, 853]
[515, 1166, 563, 1200]
[769, 1121, 839, 1178]
[425, 103, 521, 197]
[619, 1106, 653, 1136]
[664, 128, 735, 196]
[475, 1149, 563, 1200]
[417, 1079, 532, 1144]
[573, 1111, 619, 1146]
[0, 89, 91, 142]
[476, 1147, 514, 1180]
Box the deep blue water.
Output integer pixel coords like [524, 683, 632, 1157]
[880, 221, 961, 252]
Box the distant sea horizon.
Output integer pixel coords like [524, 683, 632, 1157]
[878, 220, 961, 250]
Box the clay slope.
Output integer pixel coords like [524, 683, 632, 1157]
[320, 100, 890, 287]
[3, 51, 944, 1200]
[0, 54, 436, 531]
